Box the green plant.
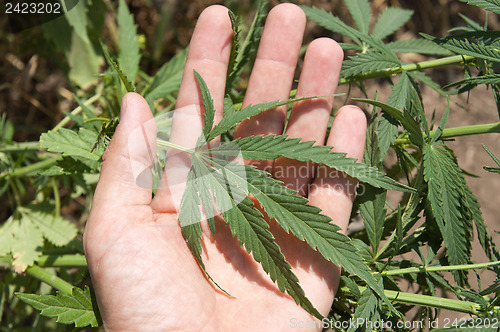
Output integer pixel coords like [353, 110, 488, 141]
[1, 0, 500, 330]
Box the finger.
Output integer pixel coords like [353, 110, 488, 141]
[308, 105, 367, 233]
[87, 92, 156, 223]
[233, 3, 306, 170]
[273, 38, 343, 196]
[152, 5, 232, 213]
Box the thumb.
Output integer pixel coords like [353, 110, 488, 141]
[91, 92, 156, 212]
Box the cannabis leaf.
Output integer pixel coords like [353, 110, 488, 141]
[144, 48, 187, 109]
[445, 74, 500, 89]
[16, 286, 100, 327]
[423, 142, 473, 284]
[170, 72, 408, 318]
[117, 0, 141, 84]
[423, 33, 500, 63]
[344, 0, 371, 35]
[225, 1, 267, 93]
[372, 7, 413, 40]
[184, 156, 323, 317]
[299, 6, 362, 45]
[342, 52, 401, 79]
[460, 0, 500, 14]
[355, 98, 424, 148]
[387, 39, 451, 55]
[348, 287, 383, 332]
[483, 144, 500, 174]
[101, 41, 136, 92]
[209, 135, 415, 192]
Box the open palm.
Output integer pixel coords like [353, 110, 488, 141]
[84, 4, 367, 331]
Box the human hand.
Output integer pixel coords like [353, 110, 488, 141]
[84, 4, 366, 331]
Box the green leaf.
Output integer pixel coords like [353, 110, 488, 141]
[459, 0, 500, 14]
[20, 205, 77, 247]
[144, 48, 187, 109]
[225, 9, 242, 95]
[46, 6, 102, 88]
[101, 42, 136, 93]
[11, 217, 43, 272]
[356, 98, 424, 148]
[348, 287, 382, 332]
[376, 71, 412, 158]
[388, 71, 411, 110]
[345, 0, 371, 35]
[300, 6, 362, 45]
[117, 0, 141, 83]
[15, 286, 99, 327]
[194, 71, 215, 138]
[182, 156, 322, 318]
[206, 158, 396, 312]
[68, 32, 102, 88]
[206, 95, 338, 142]
[226, 1, 267, 92]
[63, 0, 90, 44]
[463, 178, 500, 267]
[372, 7, 413, 40]
[423, 33, 500, 62]
[387, 38, 452, 55]
[179, 168, 204, 263]
[423, 143, 472, 284]
[342, 51, 401, 78]
[482, 144, 500, 174]
[208, 135, 415, 192]
[0, 217, 17, 256]
[431, 99, 450, 143]
[445, 74, 500, 89]
[40, 128, 101, 161]
[358, 186, 387, 255]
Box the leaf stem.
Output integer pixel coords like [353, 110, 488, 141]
[0, 157, 61, 179]
[0, 141, 40, 152]
[36, 255, 87, 267]
[342, 286, 494, 315]
[394, 121, 500, 145]
[25, 265, 73, 295]
[156, 138, 194, 154]
[51, 178, 61, 217]
[53, 86, 103, 131]
[339, 55, 475, 84]
[380, 261, 500, 276]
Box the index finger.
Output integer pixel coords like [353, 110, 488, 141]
[152, 5, 233, 213]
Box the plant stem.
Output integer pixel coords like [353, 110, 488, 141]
[25, 265, 73, 294]
[394, 121, 500, 145]
[0, 141, 40, 152]
[341, 286, 494, 315]
[36, 255, 87, 267]
[51, 178, 60, 217]
[0, 157, 61, 179]
[53, 86, 103, 131]
[156, 138, 194, 154]
[381, 261, 500, 276]
[339, 54, 475, 84]
[232, 55, 474, 111]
